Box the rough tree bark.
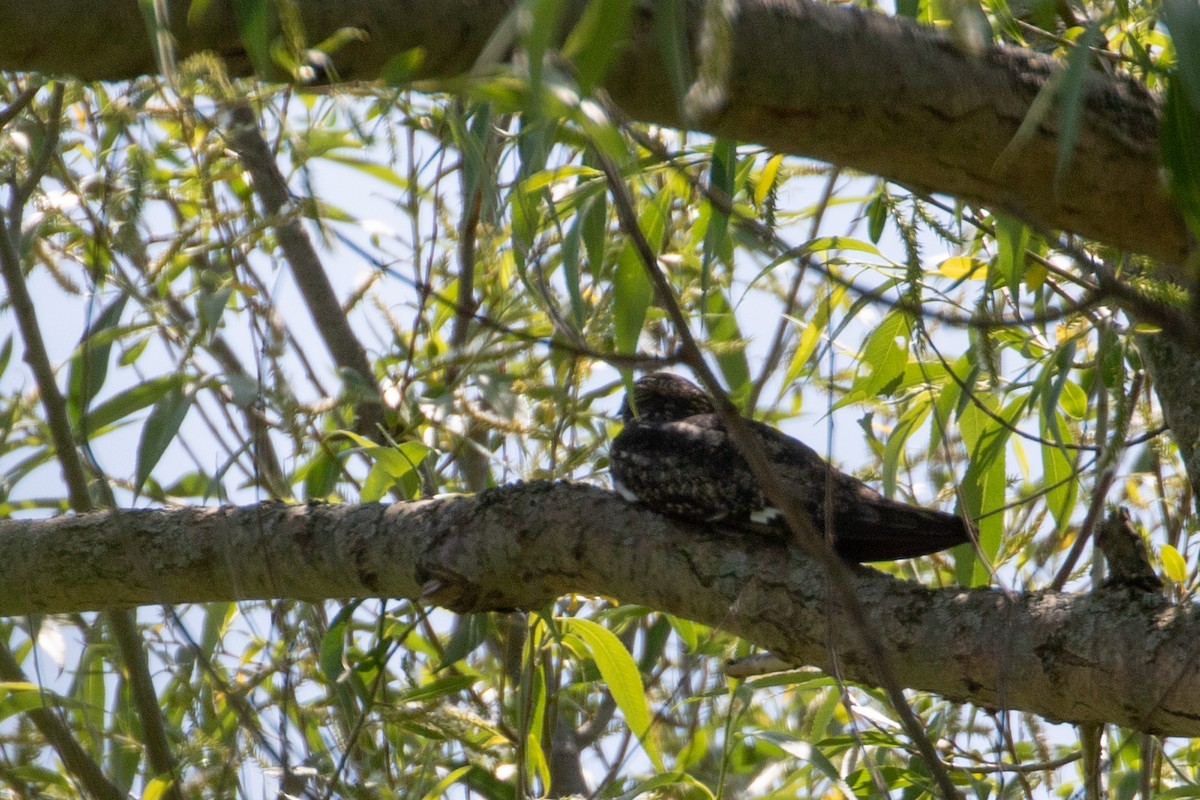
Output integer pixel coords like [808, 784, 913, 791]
[0, 0, 1184, 263]
[1, 482, 1197, 737]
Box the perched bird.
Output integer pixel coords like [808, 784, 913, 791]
[610, 372, 972, 562]
[1095, 507, 1162, 592]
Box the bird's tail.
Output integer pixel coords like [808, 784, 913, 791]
[831, 501, 973, 563]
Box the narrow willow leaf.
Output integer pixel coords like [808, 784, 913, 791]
[1164, 0, 1200, 111]
[401, 674, 479, 704]
[995, 216, 1030, 290]
[230, 0, 272, 75]
[652, 0, 692, 112]
[1160, 73, 1200, 237]
[866, 193, 888, 243]
[1040, 412, 1078, 531]
[67, 293, 129, 425]
[882, 398, 931, 499]
[613, 192, 668, 354]
[1162, 543, 1188, 585]
[563, 203, 588, 329]
[84, 375, 184, 433]
[613, 245, 652, 354]
[560, 616, 663, 770]
[135, 384, 193, 493]
[562, 0, 637, 92]
[1055, 24, 1102, 184]
[421, 765, 473, 800]
[703, 290, 750, 396]
[956, 398, 1015, 585]
[754, 153, 784, 207]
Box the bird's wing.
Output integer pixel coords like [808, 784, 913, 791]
[610, 416, 767, 522]
[746, 419, 971, 561]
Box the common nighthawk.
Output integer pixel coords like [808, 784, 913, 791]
[610, 372, 972, 562]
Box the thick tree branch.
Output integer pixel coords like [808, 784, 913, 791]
[0, 0, 1184, 264]
[1, 482, 1196, 736]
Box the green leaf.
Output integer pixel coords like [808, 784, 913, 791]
[1054, 23, 1102, 184]
[581, 168, 608, 274]
[652, 0, 692, 113]
[0, 336, 11, 380]
[400, 673, 479, 704]
[318, 606, 351, 683]
[563, 202, 588, 329]
[560, 616, 663, 770]
[994, 216, 1030, 290]
[142, 777, 174, 800]
[808, 686, 841, 743]
[421, 765, 473, 800]
[381, 48, 426, 84]
[231, 0, 273, 75]
[703, 291, 750, 395]
[866, 192, 888, 243]
[1160, 72, 1200, 238]
[1040, 414, 1078, 531]
[956, 396, 1016, 585]
[84, 375, 184, 434]
[67, 293, 129, 425]
[361, 463, 392, 503]
[938, 256, 986, 280]
[624, 773, 716, 800]
[783, 286, 845, 387]
[613, 193, 667, 354]
[882, 398, 931, 499]
[439, 614, 491, 668]
[320, 154, 411, 189]
[339, 432, 432, 501]
[0, 682, 54, 723]
[702, 139, 736, 278]
[754, 729, 858, 798]
[848, 310, 909, 400]
[665, 614, 699, 651]
[319, 603, 361, 716]
[135, 383, 193, 493]
[562, 0, 636, 92]
[1165, 0, 1200, 111]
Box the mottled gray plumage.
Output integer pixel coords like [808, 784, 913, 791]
[1095, 508, 1162, 592]
[610, 372, 972, 562]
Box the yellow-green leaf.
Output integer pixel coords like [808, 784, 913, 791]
[422, 765, 472, 800]
[754, 153, 784, 207]
[938, 256, 986, 280]
[142, 777, 178, 800]
[560, 616, 662, 770]
[1162, 543, 1188, 585]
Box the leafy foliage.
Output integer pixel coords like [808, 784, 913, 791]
[0, 0, 1196, 796]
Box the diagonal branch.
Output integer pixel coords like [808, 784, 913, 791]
[0, 484, 1196, 737]
[222, 101, 387, 437]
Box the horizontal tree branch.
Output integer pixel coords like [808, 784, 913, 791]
[2, 481, 1196, 736]
[0, 0, 1185, 264]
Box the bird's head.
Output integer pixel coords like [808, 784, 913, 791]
[620, 372, 715, 423]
